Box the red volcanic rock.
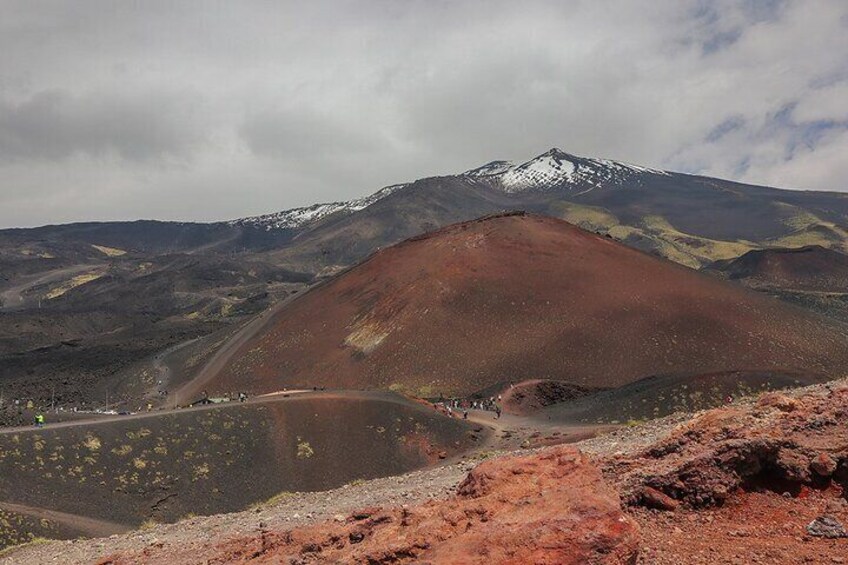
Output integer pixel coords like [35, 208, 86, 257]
[210, 446, 639, 564]
[612, 384, 848, 510]
[757, 392, 800, 412]
[811, 453, 838, 478]
[640, 486, 679, 511]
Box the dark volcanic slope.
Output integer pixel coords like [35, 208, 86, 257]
[0, 392, 476, 548]
[709, 245, 848, 292]
[208, 213, 848, 397]
[541, 370, 819, 424]
[0, 253, 311, 410]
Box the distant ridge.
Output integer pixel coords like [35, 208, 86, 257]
[710, 245, 848, 292]
[4, 147, 848, 270]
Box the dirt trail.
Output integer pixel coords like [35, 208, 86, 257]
[462, 408, 618, 451]
[0, 389, 318, 435]
[145, 337, 203, 400]
[0, 389, 465, 436]
[0, 264, 101, 311]
[0, 502, 128, 538]
[173, 289, 309, 403]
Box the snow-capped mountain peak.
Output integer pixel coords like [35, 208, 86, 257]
[464, 148, 670, 194]
[499, 149, 576, 192]
[232, 148, 672, 231]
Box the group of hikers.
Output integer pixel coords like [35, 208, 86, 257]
[437, 394, 503, 420]
[193, 390, 250, 406]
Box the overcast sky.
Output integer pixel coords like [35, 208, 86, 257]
[1, 0, 847, 228]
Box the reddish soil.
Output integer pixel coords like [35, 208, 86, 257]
[208, 213, 848, 397]
[634, 488, 848, 564]
[498, 379, 596, 415]
[713, 245, 848, 292]
[95, 446, 640, 565]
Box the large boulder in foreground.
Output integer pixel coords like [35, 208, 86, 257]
[210, 446, 639, 564]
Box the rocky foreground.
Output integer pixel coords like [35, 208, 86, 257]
[5, 380, 848, 564]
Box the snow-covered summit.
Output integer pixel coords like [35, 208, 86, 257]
[465, 148, 670, 193]
[231, 183, 407, 231]
[232, 148, 672, 231]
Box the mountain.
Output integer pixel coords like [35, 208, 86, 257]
[193, 213, 848, 398]
[4, 147, 848, 407]
[5, 147, 848, 272]
[464, 149, 671, 191]
[252, 147, 848, 271]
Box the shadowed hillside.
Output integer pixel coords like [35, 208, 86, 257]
[707, 245, 848, 325]
[710, 245, 848, 292]
[540, 370, 821, 424]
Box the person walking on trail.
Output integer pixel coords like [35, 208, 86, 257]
[495, 406, 501, 420]
[35, 413, 45, 428]
[463, 410, 468, 420]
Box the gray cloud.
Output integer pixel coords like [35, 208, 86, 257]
[0, 89, 206, 161]
[240, 109, 384, 160]
[0, 0, 846, 228]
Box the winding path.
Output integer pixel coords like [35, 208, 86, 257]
[172, 289, 309, 403]
[0, 502, 129, 538]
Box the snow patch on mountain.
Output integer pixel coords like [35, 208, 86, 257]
[500, 152, 576, 192]
[232, 183, 407, 230]
[465, 148, 670, 194]
[464, 160, 515, 177]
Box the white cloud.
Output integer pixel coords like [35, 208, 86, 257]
[0, 0, 846, 227]
[794, 83, 848, 123]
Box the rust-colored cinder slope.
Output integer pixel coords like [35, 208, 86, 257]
[208, 213, 848, 396]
